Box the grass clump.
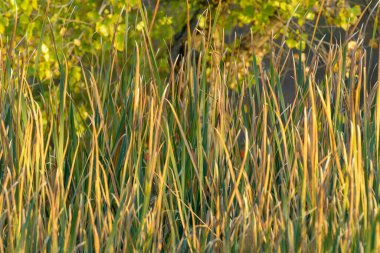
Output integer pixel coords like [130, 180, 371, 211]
[0, 7, 380, 253]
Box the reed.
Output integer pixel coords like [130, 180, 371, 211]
[0, 7, 379, 252]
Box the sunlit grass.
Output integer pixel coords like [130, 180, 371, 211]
[0, 7, 379, 252]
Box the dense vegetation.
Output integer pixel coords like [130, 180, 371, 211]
[0, 0, 364, 79]
[0, 0, 379, 252]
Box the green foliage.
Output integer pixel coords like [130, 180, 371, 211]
[0, 0, 362, 83]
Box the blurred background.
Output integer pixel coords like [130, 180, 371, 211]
[0, 0, 378, 104]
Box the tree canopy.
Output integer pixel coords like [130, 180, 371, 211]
[0, 0, 368, 85]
